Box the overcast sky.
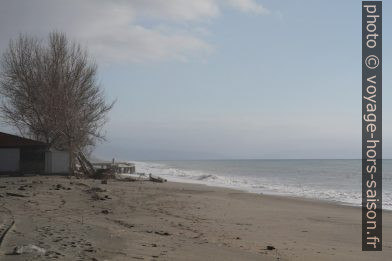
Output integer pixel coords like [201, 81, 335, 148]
[0, 0, 391, 160]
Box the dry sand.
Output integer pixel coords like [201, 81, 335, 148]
[0, 175, 391, 260]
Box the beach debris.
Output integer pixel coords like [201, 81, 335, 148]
[85, 187, 109, 201]
[76, 154, 167, 184]
[115, 173, 150, 182]
[88, 187, 106, 193]
[51, 184, 71, 190]
[17, 184, 33, 191]
[76, 151, 97, 178]
[114, 220, 134, 229]
[101, 209, 110, 214]
[6, 192, 28, 198]
[149, 174, 167, 183]
[76, 152, 119, 179]
[11, 244, 46, 255]
[90, 193, 104, 201]
[155, 231, 171, 236]
[70, 181, 90, 188]
[114, 171, 166, 183]
[266, 245, 276, 251]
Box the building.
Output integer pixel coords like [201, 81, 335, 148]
[45, 150, 69, 174]
[0, 132, 69, 174]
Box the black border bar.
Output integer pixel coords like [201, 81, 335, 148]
[362, 1, 382, 251]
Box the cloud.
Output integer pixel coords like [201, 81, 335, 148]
[226, 0, 269, 14]
[131, 0, 221, 21]
[87, 25, 214, 63]
[0, 0, 269, 63]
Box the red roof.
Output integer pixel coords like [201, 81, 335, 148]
[0, 132, 47, 148]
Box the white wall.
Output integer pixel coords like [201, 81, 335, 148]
[0, 148, 20, 172]
[45, 150, 69, 174]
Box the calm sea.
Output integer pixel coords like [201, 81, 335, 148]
[134, 160, 392, 210]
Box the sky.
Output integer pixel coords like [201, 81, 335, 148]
[0, 0, 390, 160]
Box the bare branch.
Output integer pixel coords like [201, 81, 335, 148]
[0, 31, 115, 172]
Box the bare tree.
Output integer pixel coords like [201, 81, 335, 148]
[0, 32, 114, 173]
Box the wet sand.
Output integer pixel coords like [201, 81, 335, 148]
[0, 175, 391, 260]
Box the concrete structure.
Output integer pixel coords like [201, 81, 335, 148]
[91, 160, 135, 174]
[0, 132, 69, 174]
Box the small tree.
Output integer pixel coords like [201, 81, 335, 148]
[0, 32, 114, 173]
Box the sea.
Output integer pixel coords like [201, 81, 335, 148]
[133, 159, 392, 210]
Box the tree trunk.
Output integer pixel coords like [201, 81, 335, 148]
[68, 144, 74, 176]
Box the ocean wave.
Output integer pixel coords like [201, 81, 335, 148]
[133, 161, 392, 210]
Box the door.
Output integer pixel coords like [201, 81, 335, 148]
[0, 148, 20, 172]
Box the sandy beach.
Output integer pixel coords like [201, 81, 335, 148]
[0, 175, 391, 260]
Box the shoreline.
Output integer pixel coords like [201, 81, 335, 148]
[1, 175, 391, 260]
[134, 160, 373, 211]
[170, 180, 392, 215]
[151, 178, 376, 212]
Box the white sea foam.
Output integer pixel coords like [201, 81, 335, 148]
[133, 160, 392, 210]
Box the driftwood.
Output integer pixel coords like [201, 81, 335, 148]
[115, 173, 149, 182]
[115, 173, 167, 183]
[149, 174, 167, 183]
[6, 192, 28, 198]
